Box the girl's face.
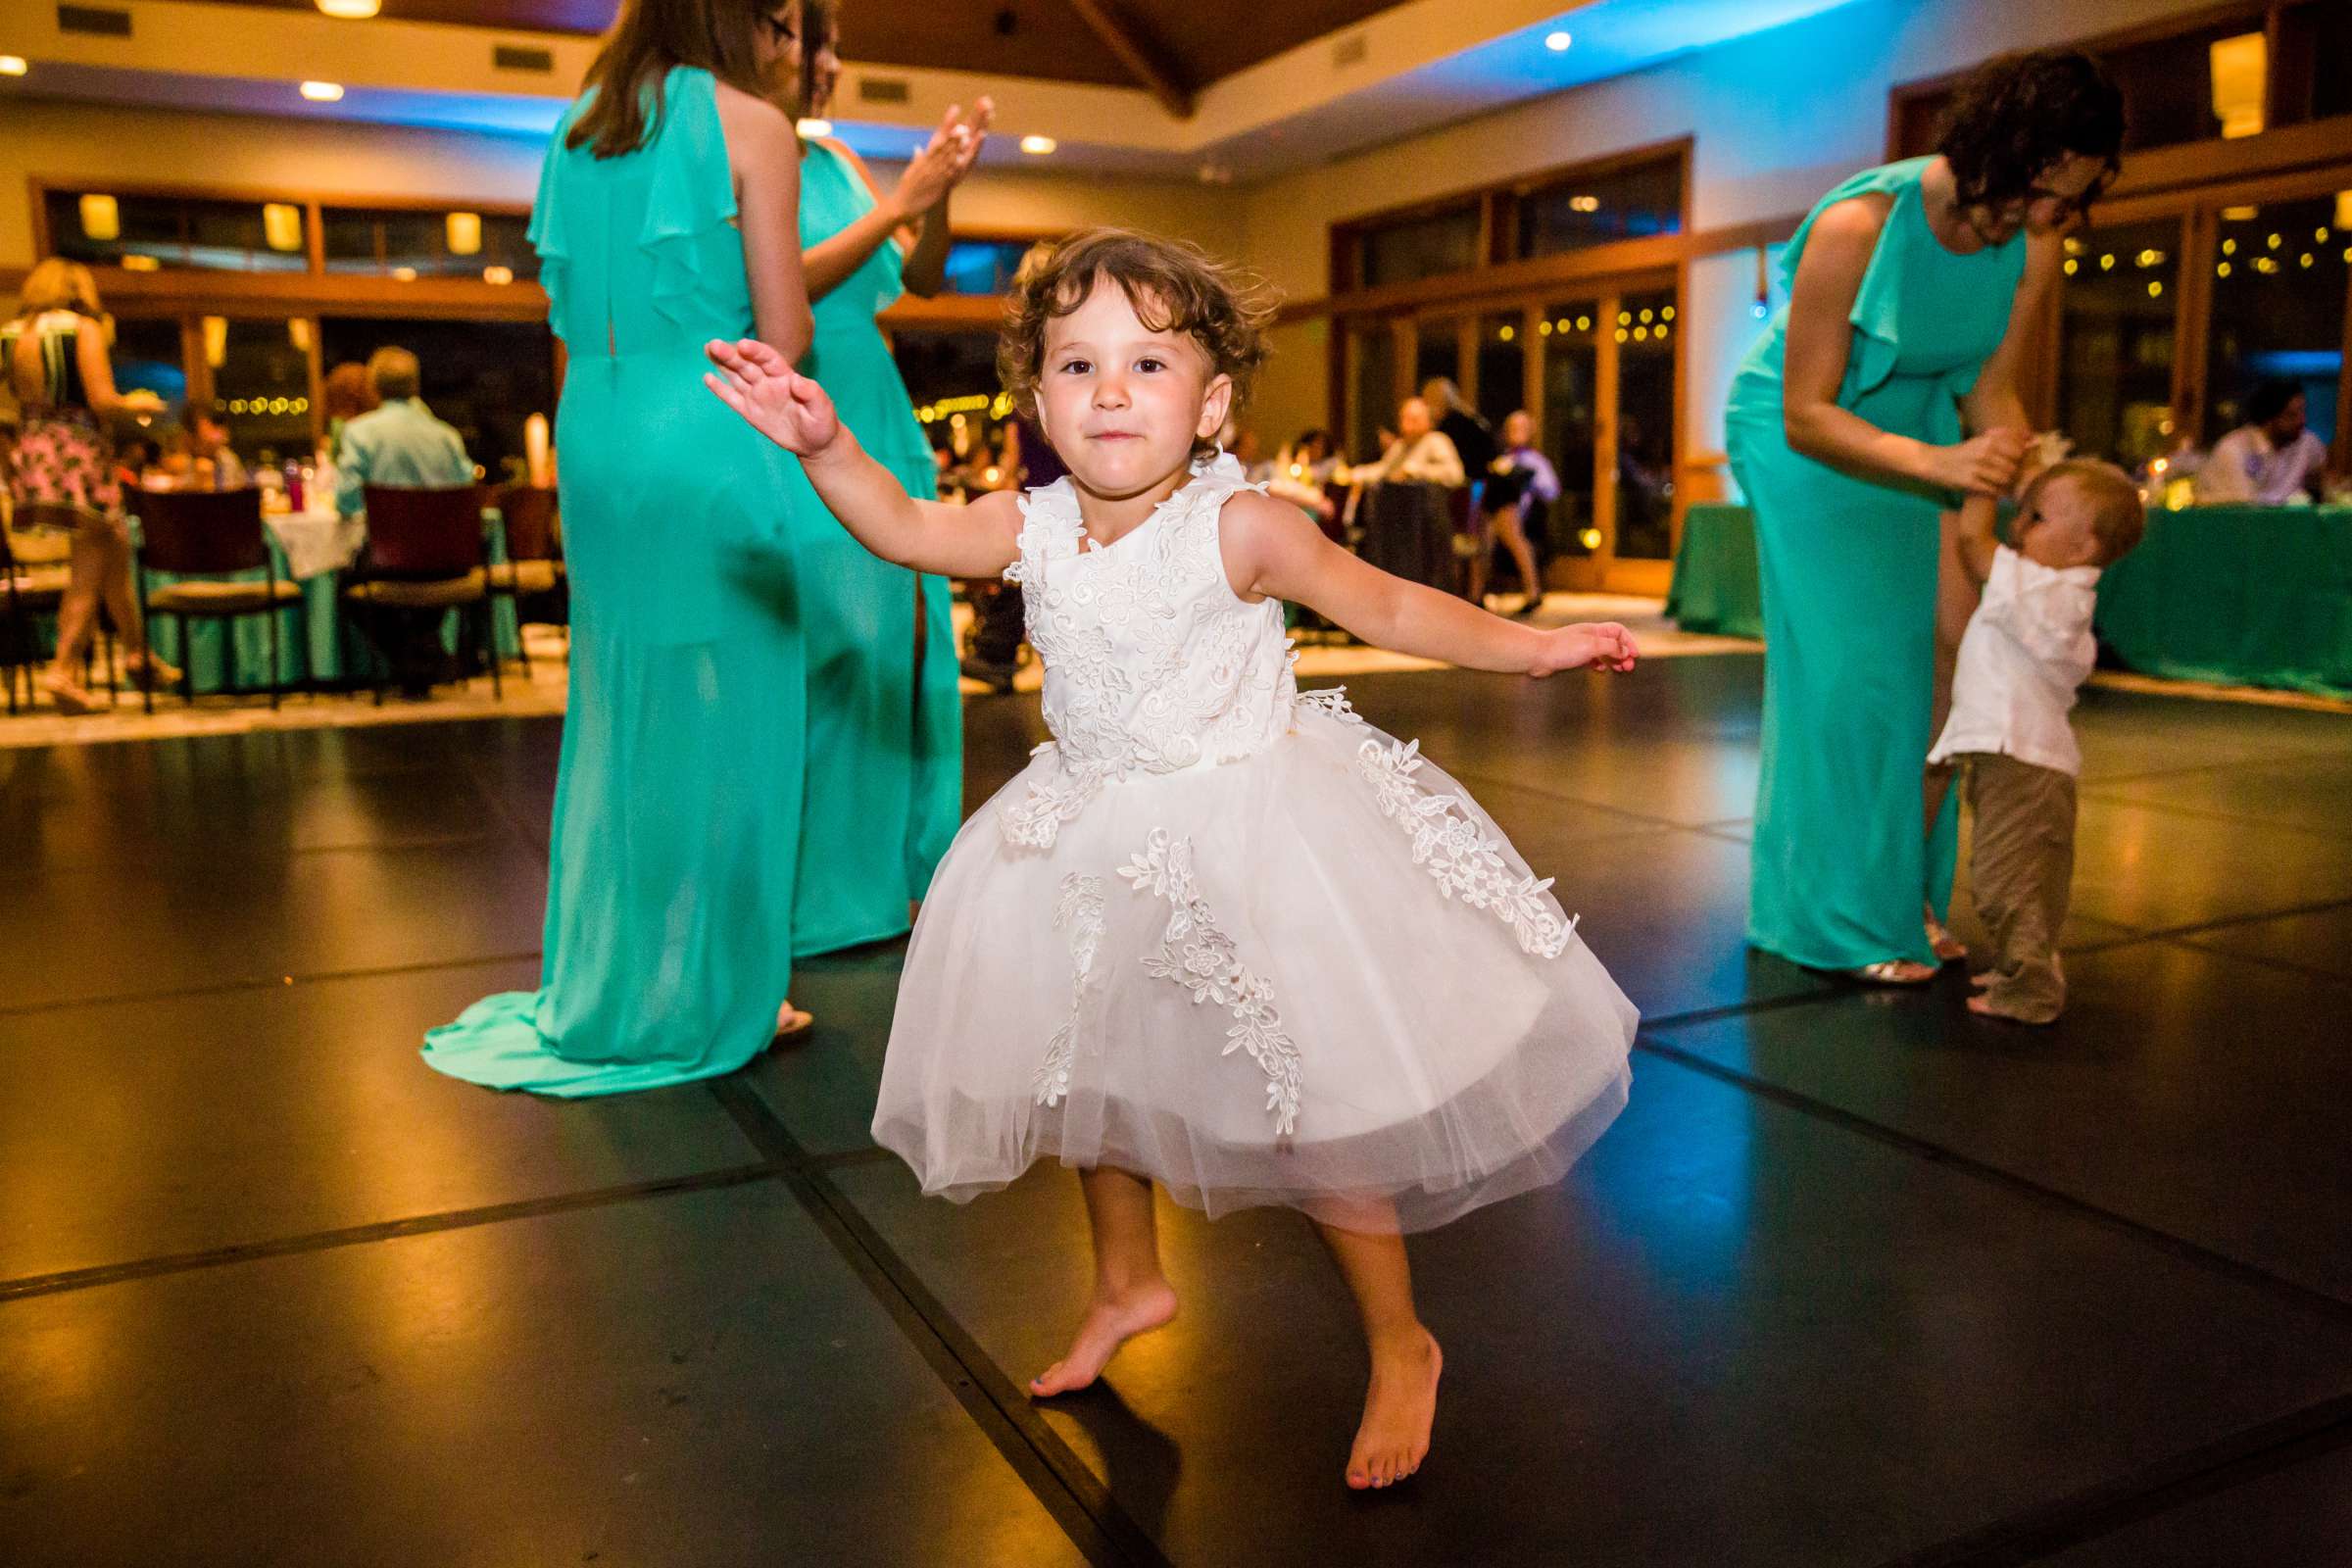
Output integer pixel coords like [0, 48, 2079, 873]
[1034, 279, 1231, 501]
[752, 2, 804, 99]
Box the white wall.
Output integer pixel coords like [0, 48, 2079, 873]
[1234, 0, 2223, 459]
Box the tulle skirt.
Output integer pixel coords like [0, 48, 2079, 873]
[874, 703, 1637, 1233]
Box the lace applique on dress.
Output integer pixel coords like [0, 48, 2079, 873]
[1357, 738, 1574, 958]
[1118, 828, 1303, 1136]
[1033, 873, 1105, 1109]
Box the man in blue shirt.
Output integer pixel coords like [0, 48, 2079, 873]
[338, 346, 478, 696]
[335, 347, 474, 515]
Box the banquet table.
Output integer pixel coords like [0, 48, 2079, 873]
[1662, 500, 2352, 698]
[131, 502, 522, 696]
[1664, 502, 1765, 639]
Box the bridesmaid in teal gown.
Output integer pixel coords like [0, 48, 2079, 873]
[425, 1, 823, 1095]
[786, 21, 990, 953]
[1723, 52, 2122, 981]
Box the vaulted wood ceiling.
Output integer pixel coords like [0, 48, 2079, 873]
[168, 0, 1407, 96]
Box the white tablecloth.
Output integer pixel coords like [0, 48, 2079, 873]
[265, 509, 367, 580]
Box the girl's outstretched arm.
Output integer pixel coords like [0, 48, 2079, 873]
[1219, 491, 1636, 677]
[706, 338, 1021, 579]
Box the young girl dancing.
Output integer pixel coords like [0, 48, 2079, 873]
[707, 229, 1640, 1491]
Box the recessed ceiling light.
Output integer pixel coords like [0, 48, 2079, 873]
[1544, 30, 1572, 52]
[317, 0, 381, 16]
[0, 55, 28, 76]
[300, 79, 345, 101]
[1019, 134, 1056, 155]
[797, 117, 833, 138]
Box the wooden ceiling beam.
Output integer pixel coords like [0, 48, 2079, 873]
[1062, 0, 1194, 119]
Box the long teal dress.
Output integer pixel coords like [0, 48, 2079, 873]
[1724, 157, 2026, 971]
[423, 68, 814, 1095]
[790, 139, 963, 955]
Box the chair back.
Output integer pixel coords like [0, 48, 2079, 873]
[494, 483, 561, 562]
[138, 487, 270, 576]
[362, 485, 487, 578]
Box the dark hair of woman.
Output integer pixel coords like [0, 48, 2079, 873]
[1936, 49, 2126, 213]
[800, 0, 835, 118]
[567, 0, 789, 160]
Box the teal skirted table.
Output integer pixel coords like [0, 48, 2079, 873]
[1664, 502, 1765, 639]
[2094, 504, 2352, 697]
[124, 506, 522, 694]
[1663, 500, 2352, 699]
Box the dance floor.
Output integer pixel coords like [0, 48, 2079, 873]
[5, 654, 2350, 1566]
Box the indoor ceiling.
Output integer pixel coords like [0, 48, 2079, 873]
[151, 0, 1410, 96]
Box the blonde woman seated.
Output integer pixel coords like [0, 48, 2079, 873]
[2, 260, 175, 712]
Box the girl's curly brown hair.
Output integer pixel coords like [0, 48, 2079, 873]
[1936, 49, 2127, 215]
[998, 228, 1276, 449]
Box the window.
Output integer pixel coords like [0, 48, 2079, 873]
[2204, 195, 2346, 448]
[1347, 319, 1397, 463]
[1356, 203, 1483, 289]
[1540, 305, 1599, 560]
[318, 318, 556, 475]
[109, 318, 188, 406]
[208, 318, 317, 462]
[1514, 156, 1683, 260]
[2057, 219, 2183, 468]
[45, 190, 308, 273]
[1892, 2, 2351, 160]
[1613, 290, 1677, 562]
[320, 207, 538, 282]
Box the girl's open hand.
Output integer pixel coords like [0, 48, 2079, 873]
[705, 338, 840, 456]
[1529, 621, 1638, 677]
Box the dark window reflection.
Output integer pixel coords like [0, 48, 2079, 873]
[2057, 218, 2182, 469]
[1515, 156, 1683, 260]
[1615, 289, 1677, 562]
[2204, 195, 2345, 450]
[1358, 203, 1481, 288]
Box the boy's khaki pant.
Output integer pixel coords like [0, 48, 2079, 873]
[1962, 753, 2077, 1023]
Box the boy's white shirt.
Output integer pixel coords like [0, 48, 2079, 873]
[1929, 544, 2103, 777]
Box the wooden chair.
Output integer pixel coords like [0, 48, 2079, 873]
[135, 487, 305, 711]
[487, 481, 565, 672]
[0, 525, 72, 715]
[348, 484, 498, 704]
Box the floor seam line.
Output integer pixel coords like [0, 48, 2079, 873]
[1632, 1036, 2352, 1324]
[0, 1161, 784, 1302]
[0, 951, 546, 1021]
[706, 1077, 1168, 1568]
[1870, 1391, 2352, 1567]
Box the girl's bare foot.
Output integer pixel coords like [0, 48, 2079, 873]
[1028, 1278, 1178, 1396]
[1347, 1326, 1442, 1490]
[1925, 911, 1968, 962]
[1967, 992, 2058, 1025]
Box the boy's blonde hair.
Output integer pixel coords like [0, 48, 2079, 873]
[2026, 458, 2144, 564]
[998, 228, 1275, 450]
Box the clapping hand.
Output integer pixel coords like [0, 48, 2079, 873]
[895, 97, 994, 216]
[706, 339, 840, 457]
[1529, 621, 1639, 677]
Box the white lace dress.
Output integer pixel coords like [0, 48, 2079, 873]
[874, 454, 1636, 1233]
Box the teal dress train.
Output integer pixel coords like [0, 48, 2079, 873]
[1724, 157, 2026, 971]
[790, 139, 963, 954]
[423, 69, 816, 1095]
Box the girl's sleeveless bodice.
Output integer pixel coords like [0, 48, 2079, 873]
[1728, 157, 2027, 448]
[1000, 454, 1298, 846]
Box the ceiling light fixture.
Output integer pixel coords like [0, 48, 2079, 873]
[300, 79, 345, 102]
[316, 0, 381, 16]
[797, 117, 833, 138]
[1019, 134, 1056, 155]
[0, 55, 28, 76]
[1544, 30, 1572, 52]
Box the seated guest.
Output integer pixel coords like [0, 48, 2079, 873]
[1354, 397, 1465, 487]
[336, 346, 477, 698]
[320, 361, 380, 462]
[2195, 381, 2328, 505]
[334, 346, 474, 517]
[190, 412, 249, 490]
